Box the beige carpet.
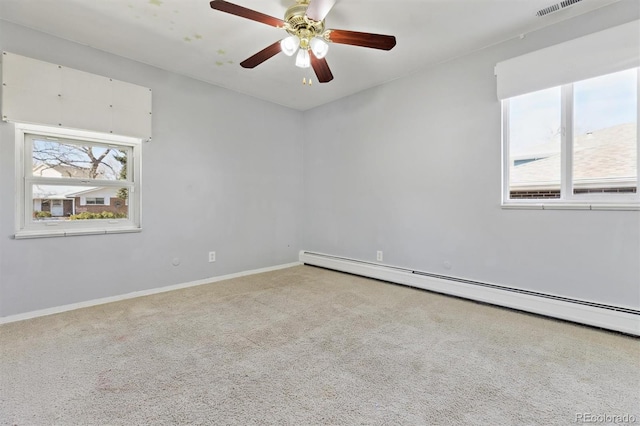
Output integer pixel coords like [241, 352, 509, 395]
[1, 265, 639, 425]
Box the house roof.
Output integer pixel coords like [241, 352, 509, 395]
[32, 185, 95, 200]
[32, 186, 119, 199]
[64, 187, 112, 197]
[510, 123, 637, 189]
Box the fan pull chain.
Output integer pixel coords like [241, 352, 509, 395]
[302, 77, 313, 86]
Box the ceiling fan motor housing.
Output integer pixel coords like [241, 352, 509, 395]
[285, 0, 326, 48]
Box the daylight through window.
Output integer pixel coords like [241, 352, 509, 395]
[16, 124, 142, 238]
[503, 67, 639, 207]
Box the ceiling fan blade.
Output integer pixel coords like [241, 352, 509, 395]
[306, 0, 336, 22]
[240, 41, 283, 68]
[310, 54, 334, 83]
[326, 29, 396, 50]
[210, 0, 285, 28]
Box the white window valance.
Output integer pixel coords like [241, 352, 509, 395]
[495, 20, 640, 100]
[1, 51, 152, 140]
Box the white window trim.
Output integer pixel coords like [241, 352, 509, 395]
[14, 123, 143, 239]
[501, 70, 640, 211]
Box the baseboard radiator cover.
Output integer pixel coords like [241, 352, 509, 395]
[299, 251, 640, 336]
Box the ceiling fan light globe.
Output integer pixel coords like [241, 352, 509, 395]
[295, 49, 311, 68]
[310, 37, 329, 59]
[281, 36, 300, 56]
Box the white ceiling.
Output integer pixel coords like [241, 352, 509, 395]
[0, 0, 619, 110]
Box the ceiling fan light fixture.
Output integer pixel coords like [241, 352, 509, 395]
[280, 35, 300, 56]
[295, 48, 311, 68]
[310, 37, 329, 59]
[209, 0, 396, 83]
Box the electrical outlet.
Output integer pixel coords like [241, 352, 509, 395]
[208, 251, 216, 262]
[376, 251, 383, 262]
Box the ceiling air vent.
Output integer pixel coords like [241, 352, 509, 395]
[560, 0, 582, 7]
[536, 0, 583, 17]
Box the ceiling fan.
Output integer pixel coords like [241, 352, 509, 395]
[209, 0, 397, 83]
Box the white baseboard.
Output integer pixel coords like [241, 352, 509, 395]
[0, 261, 302, 325]
[299, 251, 640, 336]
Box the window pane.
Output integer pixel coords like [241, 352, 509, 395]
[32, 185, 129, 221]
[85, 197, 106, 205]
[31, 138, 129, 181]
[573, 68, 637, 195]
[508, 86, 562, 199]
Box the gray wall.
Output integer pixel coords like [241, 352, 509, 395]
[0, 21, 304, 317]
[2, 2, 639, 318]
[302, 1, 640, 309]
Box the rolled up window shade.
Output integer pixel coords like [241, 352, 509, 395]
[496, 20, 639, 100]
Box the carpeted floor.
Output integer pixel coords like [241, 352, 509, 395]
[1, 265, 639, 425]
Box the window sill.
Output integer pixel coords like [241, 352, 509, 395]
[501, 202, 640, 211]
[14, 227, 142, 240]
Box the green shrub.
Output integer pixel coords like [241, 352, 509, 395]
[69, 212, 94, 220]
[69, 211, 127, 220]
[34, 211, 52, 218]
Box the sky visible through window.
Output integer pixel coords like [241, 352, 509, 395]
[574, 68, 637, 135]
[32, 139, 127, 181]
[509, 68, 637, 158]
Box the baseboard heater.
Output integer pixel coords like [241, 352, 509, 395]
[299, 251, 640, 336]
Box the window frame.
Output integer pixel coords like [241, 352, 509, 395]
[15, 123, 143, 238]
[501, 68, 640, 211]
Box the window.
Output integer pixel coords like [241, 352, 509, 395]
[15, 123, 142, 238]
[85, 198, 106, 205]
[502, 68, 639, 209]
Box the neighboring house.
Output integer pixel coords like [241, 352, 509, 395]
[33, 186, 125, 217]
[510, 123, 637, 198]
[32, 164, 95, 179]
[66, 187, 128, 216]
[32, 166, 125, 218]
[32, 189, 74, 217]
